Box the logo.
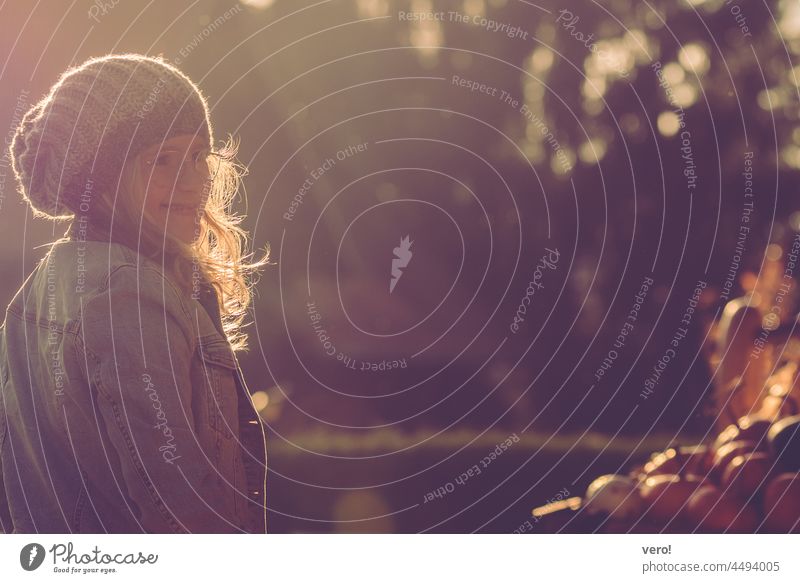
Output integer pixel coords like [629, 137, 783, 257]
[20, 543, 46, 571]
[389, 235, 413, 293]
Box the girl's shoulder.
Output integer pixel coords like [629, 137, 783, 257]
[4, 240, 159, 334]
[51, 238, 138, 261]
[48, 239, 137, 283]
[49, 240, 194, 327]
[44, 239, 178, 303]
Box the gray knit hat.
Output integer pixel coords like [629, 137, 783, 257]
[10, 53, 213, 218]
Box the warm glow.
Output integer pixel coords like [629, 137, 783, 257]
[678, 43, 710, 75]
[662, 62, 685, 85]
[672, 83, 698, 108]
[357, 0, 390, 18]
[657, 111, 681, 136]
[239, 0, 275, 9]
[578, 138, 608, 164]
[251, 390, 269, 411]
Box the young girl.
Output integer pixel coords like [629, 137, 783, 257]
[0, 54, 269, 533]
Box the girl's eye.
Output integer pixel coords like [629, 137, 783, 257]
[145, 148, 211, 171]
[154, 152, 180, 166]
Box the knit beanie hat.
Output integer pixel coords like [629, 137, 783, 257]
[9, 53, 213, 219]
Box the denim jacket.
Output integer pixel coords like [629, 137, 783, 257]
[0, 238, 267, 533]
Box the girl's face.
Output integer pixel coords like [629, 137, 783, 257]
[138, 134, 212, 244]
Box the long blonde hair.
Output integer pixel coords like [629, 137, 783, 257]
[89, 136, 269, 352]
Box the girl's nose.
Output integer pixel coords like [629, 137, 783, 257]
[177, 163, 210, 193]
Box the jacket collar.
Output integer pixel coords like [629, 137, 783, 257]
[65, 219, 228, 339]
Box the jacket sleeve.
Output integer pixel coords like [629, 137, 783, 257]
[0, 369, 11, 533]
[0, 334, 12, 533]
[80, 264, 242, 533]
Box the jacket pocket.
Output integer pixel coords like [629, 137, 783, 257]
[195, 336, 238, 440]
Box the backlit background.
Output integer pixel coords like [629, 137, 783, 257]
[1, 0, 799, 532]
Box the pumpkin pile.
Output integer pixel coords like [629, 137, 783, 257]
[583, 414, 800, 533]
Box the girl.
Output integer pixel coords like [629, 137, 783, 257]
[0, 54, 269, 533]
